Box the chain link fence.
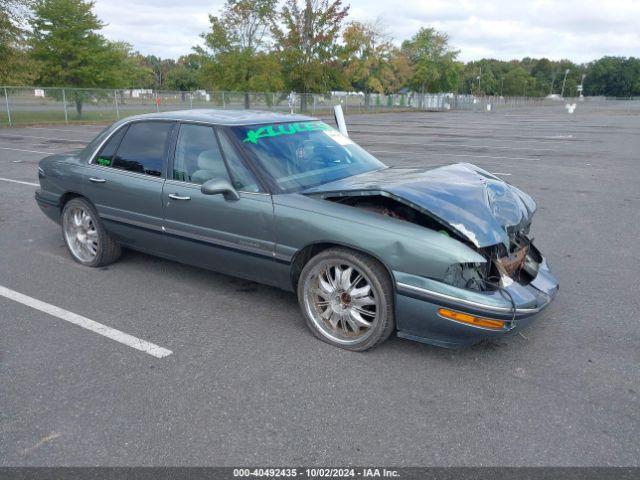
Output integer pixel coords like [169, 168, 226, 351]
[1, 86, 637, 126]
[0, 87, 409, 126]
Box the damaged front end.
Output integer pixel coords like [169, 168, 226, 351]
[324, 190, 544, 293]
[303, 162, 558, 346]
[305, 162, 547, 294]
[441, 232, 544, 292]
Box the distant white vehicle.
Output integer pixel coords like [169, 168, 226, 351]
[193, 90, 210, 102]
[331, 91, 365, 97]
[545, 94, 563, 101]
[128, 89, 153, 99]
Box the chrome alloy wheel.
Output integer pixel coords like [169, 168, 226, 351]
[63, 206, 99, 262]
[303, 262, 379, 345]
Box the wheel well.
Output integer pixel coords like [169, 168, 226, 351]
[59, 192, 85, 210]
[290, 242, 395, 291]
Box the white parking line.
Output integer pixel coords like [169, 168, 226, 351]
[354, 132, 575, 145]
[368, 150, 532, 161]
[0, 177, 39, 187]
[432, 152, 533, 161]
[27, 126, 101, 133]
[0, 146, 57, 155]
[0, 133, 84, 142]
[358, 140, 554, 152]
[0, 285, 173, 358]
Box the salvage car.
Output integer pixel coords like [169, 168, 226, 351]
[35, 110, 558, 350]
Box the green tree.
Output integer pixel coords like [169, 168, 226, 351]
[529, 58, 557, 96]
[463, 60, 501, 95]
[341, 20, 411, 103]
[107, 41, 145, 88]
[272, 0, 349, 110]
[143, 56, 178, 90]
[165, 54, 202, 92]
[29, 0, 128, 116]
[1, 0, 39, 84]
[122, 52, 156, 89]
[401, 27, 461, 96]
[585, 56, 640, 97]
[197, 0, 282, 107]
[502, 66, 530, 96]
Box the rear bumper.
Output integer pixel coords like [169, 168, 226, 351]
[394, 257, 559, 348]
[35, 190, 61, 223]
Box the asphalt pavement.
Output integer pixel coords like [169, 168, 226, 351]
[1, 102, 639, 466]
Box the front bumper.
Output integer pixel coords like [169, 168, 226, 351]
[394, 257, 559, 348]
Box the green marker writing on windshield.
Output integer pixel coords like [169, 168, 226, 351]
[243, 122, 330, 144]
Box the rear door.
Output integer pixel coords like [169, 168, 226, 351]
[161, 123, 280, 286]
[84, 120, 175, 255]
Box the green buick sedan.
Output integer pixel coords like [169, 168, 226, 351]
[35, 110, 558, 350]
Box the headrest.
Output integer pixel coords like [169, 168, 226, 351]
[197, 149, 222, 170]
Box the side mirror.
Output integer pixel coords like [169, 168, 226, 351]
[200, 178, 240, 201]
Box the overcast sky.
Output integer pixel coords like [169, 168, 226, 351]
[94, 0, 640, 63]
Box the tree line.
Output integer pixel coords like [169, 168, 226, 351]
[2, 0, 639, 106]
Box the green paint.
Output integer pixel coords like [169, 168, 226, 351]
[96, 157, 111, 166]
[243, 122, 330, 144]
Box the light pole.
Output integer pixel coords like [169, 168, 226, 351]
[577, 73, 586, 98]
[477, 66, 481, 95]
[560, 68, 570, 98]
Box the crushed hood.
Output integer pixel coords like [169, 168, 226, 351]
[302, 163, 536, 248]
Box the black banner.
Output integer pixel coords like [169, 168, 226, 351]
[0, 468, 639, 480]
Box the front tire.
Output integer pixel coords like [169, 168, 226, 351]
[297, 247, 395, 351]
[61, 197, 121, 267]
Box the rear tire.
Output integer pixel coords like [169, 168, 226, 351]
[297, 247, 395, 351]
[61, 197, 121, 267]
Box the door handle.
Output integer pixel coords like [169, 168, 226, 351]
[168, 193, 191, 201]
[89, 177, 106, 183]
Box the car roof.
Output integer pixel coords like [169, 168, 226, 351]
[121, 109, 318, 126]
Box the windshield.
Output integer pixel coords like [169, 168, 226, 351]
[231, 121, 386, 192]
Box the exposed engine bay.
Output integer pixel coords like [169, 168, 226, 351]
[324, 194, 542, 292]
[443, 233, 543, 292]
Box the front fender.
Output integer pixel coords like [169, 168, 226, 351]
[274, 193, 485, 281]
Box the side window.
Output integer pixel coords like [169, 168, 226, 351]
[112, 122, 173, 177]
[94, 126, 127, 167]
[173, 124, 230, 185]
[218, 129, 261, 193]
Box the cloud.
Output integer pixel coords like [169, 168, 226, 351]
[94, 0, 640, 62]
[94, 0, 216, 57]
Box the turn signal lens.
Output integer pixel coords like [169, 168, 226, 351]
[438, 308, 505, 330]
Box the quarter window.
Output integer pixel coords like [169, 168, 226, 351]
[94, 126, 126, 167]
[173, 124, 230, 185]
[111, 121, 173, 177]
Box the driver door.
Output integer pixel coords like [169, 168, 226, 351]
[161, 123, 279, 286]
